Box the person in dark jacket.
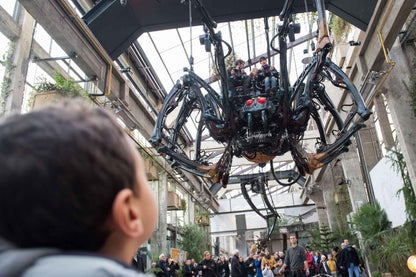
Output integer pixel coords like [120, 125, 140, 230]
[231, 250, 242, 277]
[183, 259, 195, 277]
[131, 252, 145, 272]
[168, 257, 179, 277]
[198, 251, 217, 277]
[339, 239, 360, 277]
[218, 255, 230, 277]
[239, 257, 247, 277]
[245, 253, 256, 277]
[156, 254, 170, 277]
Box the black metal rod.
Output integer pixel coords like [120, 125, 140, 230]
[264, 17, 271, 64]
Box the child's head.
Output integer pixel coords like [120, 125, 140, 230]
[235, 59, 245, 69]
[320, 256, 327, 262]
[251, 68, 258, 76]
[328, 254, 333, 260]
[259, 56, 268, 66]
[0, 101, 157, 261]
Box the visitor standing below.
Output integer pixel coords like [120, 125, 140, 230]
[261, 249, 276, 271]
[254, 254, 263, 277]
[168, 258, 179, 277]
[198, 251, 217, 277]
[183, 260, 195, 277]
[339, 239, 360, 277]
[327, 254, 337, 276]
[156, 254, 170, 277]
[239, 257, 247, 277]
[218, 255, 230, 277]
[319, 256, 331, 275]
[231, 250, 242, 277]
[278, 234, 309, 277]
[245, 253, 256, 277]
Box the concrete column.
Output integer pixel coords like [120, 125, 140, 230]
[383, 39, 416, 194]
[340, 143, 370, 213]
[374, 92, 395, 149]
[2, 9, 35, 116]
[319, 166, 338, 232]
[155, 170, 168, 254]
[308, 188, 330, 227]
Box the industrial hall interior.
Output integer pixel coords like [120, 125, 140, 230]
[0, 0, 416, 276]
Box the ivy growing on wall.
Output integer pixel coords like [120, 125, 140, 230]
[387, 144, 416, 227]
[329, 13, 350, 43]
[0, 42, 15, 114]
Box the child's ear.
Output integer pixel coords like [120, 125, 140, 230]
[111, 189, 144, 238]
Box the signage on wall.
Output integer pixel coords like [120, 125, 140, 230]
[170, 248, 188, 265]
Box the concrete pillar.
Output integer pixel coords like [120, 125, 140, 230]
[340, 143, 370, 213]
[319, 166, 338, 232]
[2, 9, 35, 116]
[308, 188, 330, 227]
[374, 92, 395, 149]
[383, 39, 416, 194]
[155, 170, 168, 254]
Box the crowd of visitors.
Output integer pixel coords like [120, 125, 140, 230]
[150, 236, 366, 277]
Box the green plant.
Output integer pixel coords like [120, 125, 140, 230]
[181, 198, 187, 216]
[32, 71, 88, 99]
[306, 224, 337, 253]
[329, 13, 350, 42]
[145, 267, 162, 274]
[372, 271, 382, 277]
[387, 145, 416, 224]
[351, 202, 391, 253]
[376, 228, 415, 276]
[0, 42, 15, 114]
[350, 202, 416, 275]
[195, 210, 210, 226]
[179, 224, 211, 262]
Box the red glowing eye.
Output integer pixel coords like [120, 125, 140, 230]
[246, 99, 254, 106]
[257, 97, 266, 104]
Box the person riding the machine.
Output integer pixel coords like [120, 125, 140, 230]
[248, 68, 262, 97]
[257, 57, 279, 93]
[230, 59, 248, 95]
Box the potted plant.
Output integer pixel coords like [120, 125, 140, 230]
[31, 71, 89, 110]
[195, 211, 210, 226]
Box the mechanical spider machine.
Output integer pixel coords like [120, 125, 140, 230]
[150, 0, 372, 241]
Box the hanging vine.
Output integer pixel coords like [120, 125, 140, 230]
[329, 13, 351, 43]
[0, 42, 16, 114]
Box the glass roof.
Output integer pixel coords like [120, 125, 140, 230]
[138, 15, 316, 94]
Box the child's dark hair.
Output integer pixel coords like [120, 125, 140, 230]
[0, 101, 137, 251]
[259, 56, 267, 62]
[235, 59, 245, 67]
